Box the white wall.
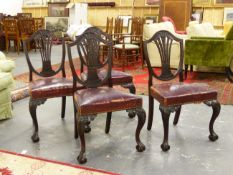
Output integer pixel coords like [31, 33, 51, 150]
[0, 0, 23, 15]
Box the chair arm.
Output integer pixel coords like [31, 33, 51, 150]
[190, 36, 225, 40]
[185, 39, 233, 67]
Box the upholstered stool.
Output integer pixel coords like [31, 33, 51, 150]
[149, 82, 220, 151]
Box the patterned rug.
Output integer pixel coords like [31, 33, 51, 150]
[13, 60, 233, 105]
[0, 150, 119, 175]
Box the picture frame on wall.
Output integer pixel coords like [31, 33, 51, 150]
[45, 17, 69, 38]
[23, 0, 47, 7]
[192, 0, 212, 5]
[48, 2, 69, 17]
[144, 15, 159, 24]
[224, 8, 233, 22]
[191, 10, 203, 23]
[215, 0, 233, 4]
[145, 0, 160, 5]
[48, 0, 70, 2]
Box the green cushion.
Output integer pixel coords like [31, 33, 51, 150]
[185, 39, 233, 67]
[0, 73, 13, 91]
[0, 88, 12, 120]
[225, 24, 233, 40]
[0, 60, 15, 72]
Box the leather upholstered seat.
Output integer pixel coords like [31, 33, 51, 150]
[29, 78, 83, 99]
[82, 69, 133, 87]
[150, 82, 217, 106]
[74, 87, 142, 115]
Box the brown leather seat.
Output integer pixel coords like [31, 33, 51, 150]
[82, 69, 133, 85]
[74, 87, 142, 115]
[150, 82, 217, 106]
[29, 78, 84, 99]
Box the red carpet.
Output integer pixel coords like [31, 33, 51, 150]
[0, 150, 120, 175]
[13, 60, 233, 105]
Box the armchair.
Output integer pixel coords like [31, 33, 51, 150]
[143, 21, 188, 68]
[185, 22, 233, 82]
[0, 52, 15, 120]
[0, 51, 15, 73]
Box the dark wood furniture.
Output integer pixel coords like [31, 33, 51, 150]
[78, 28, 137, 119]
[87, 2, 115, 7]
[143, 30, 221, 151]
[67, 27, 146, 164]
[0, 13, 5, 51]
[161, 16, 187, 34]
[159, 0, 192, 31]
[23, 29, 83, 142]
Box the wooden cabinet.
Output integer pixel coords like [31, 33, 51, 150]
[159, 0, 192, 31]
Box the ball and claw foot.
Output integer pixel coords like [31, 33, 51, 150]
[128, 111, 136, 118]
[209, 134, 218, 141]
[161, 143, 170, 152]
[136, 143, 146, 152]
[31, 133, 39, 143]
[77, 154, 87, 164]
[84, 125, 91, 133]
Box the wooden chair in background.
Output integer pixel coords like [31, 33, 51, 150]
[67, 27, 146, 164]
[105, 17, 113, 35]
[3, 19, 21, 54]
[18, 18, 35, 49]
[33, 17, 44, 32]
[143, 30, 221, 152]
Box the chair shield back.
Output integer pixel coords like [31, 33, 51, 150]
[143, 30, 184, 81]
[23, 29, 66, 81]
[67, 27, 113, 89]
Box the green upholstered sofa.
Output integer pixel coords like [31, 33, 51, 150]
[185, 23, 233, 82]
[0, 51, 15, 120]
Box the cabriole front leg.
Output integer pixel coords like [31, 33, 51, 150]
[135, 108, 146, 152]
[77, 116, 87, 164]
[29, 98, 46, 142]
[204, 100, 221, 141]
[159, 105, 171, 152]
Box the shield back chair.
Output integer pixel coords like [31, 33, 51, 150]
[143, 30, 221, 152]
[76, 28, 137, 118]
[23, 29, 83, 142]
[67, 27, 146, 164]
